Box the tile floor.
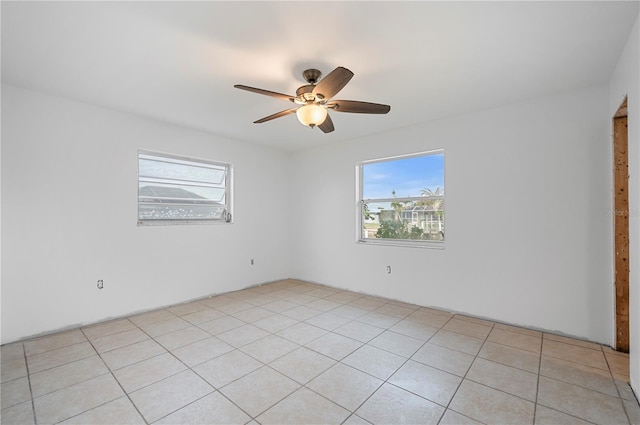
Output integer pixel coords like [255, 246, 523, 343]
[1, 279, 639, 425]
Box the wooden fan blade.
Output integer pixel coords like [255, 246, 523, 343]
[234, 85, 295, 102]
[312, 67, 354, 100]
[327, 100, 391, 114]
[318, 113, 335, 133]
[253, 108, 298, 123]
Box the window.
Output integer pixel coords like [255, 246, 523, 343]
[357, 150, 444, 248]
[138, 151, 231, 225]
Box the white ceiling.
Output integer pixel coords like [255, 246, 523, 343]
[2, 1, 638, 151]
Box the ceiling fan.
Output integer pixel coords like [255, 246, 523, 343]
[234, 66, 390, 133]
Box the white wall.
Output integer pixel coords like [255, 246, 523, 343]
[610, 13, 640, 398]
[289, 85, 613, 344]
[1, 84, 290, 344]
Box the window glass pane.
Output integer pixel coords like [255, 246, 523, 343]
[139, 156, 226, 185]
[362, 153, 444, 199]
[138, 183, 225, 203]
[138, 204, 226, 220]
[362, 201, 444, 241]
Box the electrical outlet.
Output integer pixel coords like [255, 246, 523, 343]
[387, 266, 392, 274]
[250, 259, 255, 265]
[97, 280, 104, 289]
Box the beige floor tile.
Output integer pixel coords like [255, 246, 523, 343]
[217, 324, 269, 348]
[537, 376, 628, 424]
[240, 334, 299, 363]
[276, 322, 327, 345]
[181, 308, 226, 325]
[90, 328, 149, 353]
[262, 299, 299, 313]
[542, 339, 608, 370]
[171, 336, 234, 367]
[33, 374, 124, 424]
[466, 357, 538, 401]
[1, 344, 25, 365]
[31, 355, 109, 397]
[544, 333, 602, 350]
[257, 387, 350, 425]
[193, 349, 262, 388]
[27, 341, 96, 374]
[487, 328, 542, 353]
[333, 321, 384, 343]
[439, 409, 482, 425]
[281, 293, 318, 305]
[325, 291, 362, 304]
[348, 297, 385, 311]
[306, 333, 362, 361]
[197, 315, 245, 335]
[305, 312, 351, 331]
[356, 311, 400, 329]
[139, 316, 191, 337]
[306, 298, 343, 312]
[113, 352, 186, 393]
[24, 330, 87, 357]
[368, 330, 423, 358]
[453, 315, 495, 327]
[252, 313, 299, 333]
[356, 383, 445, 425]
[166, 300, 209, 316]
[59, 396, 145, 424]
[374, 303, 416, 318]
[624, 398, 640, 425]
[280, 305, 322, 321]
[449, 380, 535, 424]
[269, 347, 336, 384]
[307, 363, 382, 411]
[442, 318, 492, 339]
[231, 306, 274, 323]
[478, 340, 540, 373]
[493, 322, 542, 337]
[82, 319, 137, 340]
[216, 301, 255, 314]
[429, 330, 484, 356]
[101, 339, 166, 371]
[129, 370, 214, 423]
[154, 325, 210, 351]
[331, 305, 370, 320]
[534, 405, 592, 425]
[540, 356, 618, 397]
[1, 357, 27, 383]
[307, 287, 339, 298]
[411, 342, 475, 377]
[0, 400, 35, 425]
[155, 392, 251, 425]
[129, 309, 176, 327]
[616, 381, 637, 401]
[220, 366, 300, 417]
[342, 345, 405, 380]
[388, 319, 438, 341]
[342, 414, 372, 425]
[605, 351, 631, 377]
[405, 309, 451, 328]
[389, 360, 462, 405]
[1, 377, 31, 409]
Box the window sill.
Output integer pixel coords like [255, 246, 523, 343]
[357, 239, 445, 249]
[137, 220, 233, 226]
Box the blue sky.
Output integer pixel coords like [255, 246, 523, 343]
[362, 153, 444, 199]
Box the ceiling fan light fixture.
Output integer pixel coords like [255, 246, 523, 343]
[296, 104, 327, 128]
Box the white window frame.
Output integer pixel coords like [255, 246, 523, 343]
[137, 150, 233, 226]
[356, 149, 445, 249]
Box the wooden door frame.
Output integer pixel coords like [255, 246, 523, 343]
[613, 97, 629, 352]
